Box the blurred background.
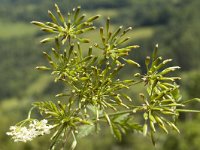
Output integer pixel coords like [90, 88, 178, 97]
[0, 0, 200, 149]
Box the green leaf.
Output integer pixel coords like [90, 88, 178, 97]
[121, 93, 132, 101]
[104, 112, 121, 140]
[113, 113, 129, 122]
[77, 124, 95, 139]
[181, 98, 200, 104]
[155, 59, 172, 70]
[78, 38, 90, 43]
[73, 6, 81, 22]
[117, 37, 130, 45]
[145, 56, 151, 69]
[143, 112, 148, 120]
[43, 52, 52, 61]
[120, 27, 132, 37]
[150, 131, 156, 146]
[40, 38, 54, 43]
[106, 17, 110, 33]
[111, 26, 123, 41]
[152, 44, 158, 61]
[86, 15, 100, 22]
[143, 123, 148, 136]
[88, 46, 93, 56]
[158, 123, 168, 134]
[36, 66, 51, 71]
[31, 21, 47, 27]
[112, 124, 122, 141]
[48, 10, 58, 24]
[75, 14, 86, 25]
[55, 4, 65, 23]
[176, 109, 200, 113]
[122, 58, 140, 67]
[167, 122, 180, 133]
[50, 125, 65, 150]
[71, 131, 77, 150]
[150, 121, 156, 133]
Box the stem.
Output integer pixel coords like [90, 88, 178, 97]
[131, 80, 143, 86]
[16, 118, 33, 126]
[176, 109, 200, 113]
[61, 129, 71, 150]
[27, 106, 36, 119]
[71, 130, 77, 150]
[98, 106, 141, 119]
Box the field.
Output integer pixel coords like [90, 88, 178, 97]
[0, 21, 37, 39]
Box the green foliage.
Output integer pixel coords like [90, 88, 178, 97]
[5, 3, 200, 150]
[181, 71, 200, 99]
[162, 116, 200, 150]
[32, 5, 100, 45]
[0, 37, 43, 98]
[152, 0, 200, 70]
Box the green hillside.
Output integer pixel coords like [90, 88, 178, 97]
[0, 0, 200, 149]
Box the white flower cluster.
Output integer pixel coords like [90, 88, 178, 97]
[6, 119, 54, 142]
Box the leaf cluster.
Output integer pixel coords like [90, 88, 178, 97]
[12, 3, 200, 149]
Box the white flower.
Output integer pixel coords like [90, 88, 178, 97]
[7, 119, 54, 142]
[30, 119, 53, 135]
[6, 126, 35, 142]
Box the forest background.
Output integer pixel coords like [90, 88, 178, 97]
[0, 0, 200, 149]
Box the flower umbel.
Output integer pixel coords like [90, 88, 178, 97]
[7, 119, 53, 142]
